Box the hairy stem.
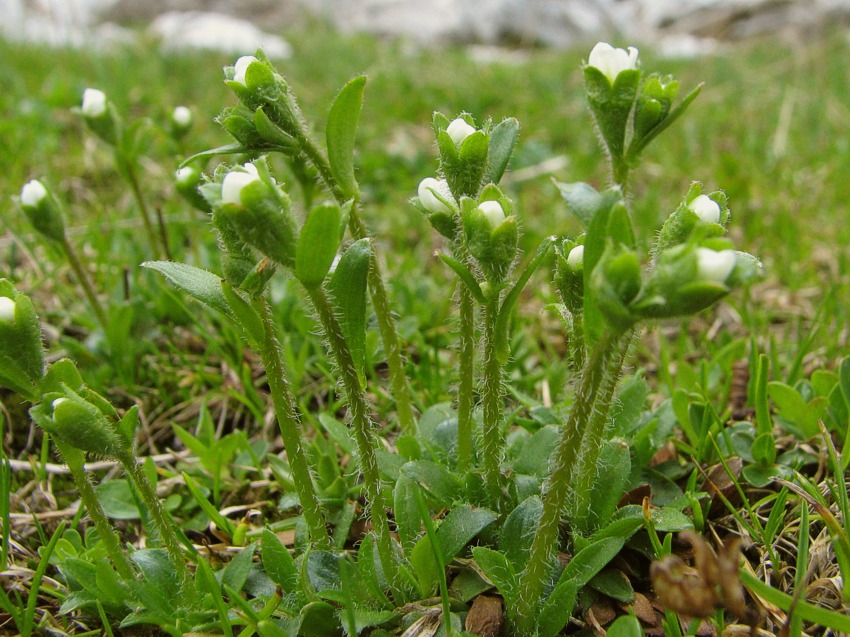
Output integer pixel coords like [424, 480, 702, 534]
[456, 283, 475, 472]
[515, 332, 625, 635]
[306, 286, 401, 596]
[252, 295, 330, 549]
[60, 237, 109, 332]
[481, 295, 504, 509]
[299, 134, 417, 436]
[118, 450, 195, 605]
[123, 160, 164, 259]
[56, 442, 135, 580]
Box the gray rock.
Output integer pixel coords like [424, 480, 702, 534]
[150, 11, 291, 58]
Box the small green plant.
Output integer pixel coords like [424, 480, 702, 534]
[4, 35, 849, 637]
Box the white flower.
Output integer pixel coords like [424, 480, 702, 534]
[446, 118, 476, 147]
[21, 180, 48, 208]
[0, 297, 15, 323]
[172, 105, 192, 128]
[221, 164, 260, 205]
[588, 42, 639, 84]
[567, 245, 584, 268]
[478, 200, 506, 229]
[82, 88, 107, 118]
[688, 195, 721, 224]
[695, 248, 736, 283]
[417, 177, 454, 214]
[233, 55, 259, 86]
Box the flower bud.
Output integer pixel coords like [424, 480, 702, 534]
[80, 88, 118, 145]
[417, 177, 454, 214]
[221, 163, 260, 206]
[477, 200, 506, 229]
[175, 166, 212, 214]
[689, 195, 721, 225]
[170, 105, 193, 139]
[0, 281, 44, 400]
[567, 245, 584, 269]
[82, 88, 107, 118]
[233, 55, 259, 87]
[31, 391, 129, 458]
[0, 297, 15, 324]
[18, 179, 66, 242]
[695, 248, 736, 283]
[587, 42, 639, 84]
[446, 118, 476, 147]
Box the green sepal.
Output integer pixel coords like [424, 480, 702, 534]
[30, 388, 129, 458]
[41, 359, 84, 395]
[432, 111, 451, 134]
[553, 238, 584, 314]
[484, 117, 520, 185]
[584, 66, 641, 162]
[628, 82, 702, 160]
[217, 105, 269, 149]
[224, 179, 298, 268]
[19, 187, 66, 243]
[221, 281, 265, 348]
[253, 106, 299, 152]
[590, 242, 642, 332]
[494, 235, 555, 362]
[439, 254, 485, 304]
[296, 202, 344, 289]
[326, 75, 366, 200]
[0, 281, 44, 400]
[81, 102, 120, 147]
[655, 183, 729, 254]
[174, 165, 212, 214]
[329, 238, 371, 383]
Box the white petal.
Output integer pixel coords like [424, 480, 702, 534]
[172, 106, 192, 127]
[688, 195, 721, 224]
[0, 297, 16, 323]
[82, 88, 107, 117]
[567, 245, 584, 268]
[21, 179, 48, 207]
[696, 248, 736, 283]
[221, 170, 260, 205]
[478, 200, 506, 229]
[233, 55, 259, 86]
[418, 177, 453, 214]
[446, 118, 476, 147]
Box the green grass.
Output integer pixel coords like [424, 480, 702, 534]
[2, 23, 850, 636]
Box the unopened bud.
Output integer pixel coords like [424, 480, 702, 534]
[81, 88, 107, 118]
[689, 195, 721, 225]
[0, 297, 15, 323]
[446, 118, 476, 147]
[478, 200, 506, 229]
[221, 164, 260, 206]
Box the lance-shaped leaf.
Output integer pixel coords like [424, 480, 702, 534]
[439, 254, 485, 303]
[296, 202, 343, 289]
[326, 75, 366, 200]
[553, 180, 603, 228]
[484, 117, 520, 185]
[494, 235, 556, 363]
[328, 238, 371, 381]
[142, 261, 233, 320]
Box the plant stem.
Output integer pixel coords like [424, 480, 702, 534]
[569, 331, 632, 533]
[299, 135, 417, 436]
[481, 295, 504, 509]
[514, 332, 624, 636]
[456, 283, 475, 472]
[60, 237, 109, 332]
[252, 294, 331, 549]
[55, 441, 135, 580]
[305, 285, 401, 595]
[123, 159, 164, 259]
[117, 450, 195, 605]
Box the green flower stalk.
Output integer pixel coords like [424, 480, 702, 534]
[18, 180, 110, 332]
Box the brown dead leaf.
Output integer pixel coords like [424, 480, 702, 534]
[465, 595, 503, 637]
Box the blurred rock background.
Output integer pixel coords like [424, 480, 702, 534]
[3, 0, 850, 57]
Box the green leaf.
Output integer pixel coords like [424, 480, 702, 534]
[179, 143, 257, 168]
[222, 542, 256, 593]
[500, 496, 543, 571]
[296, 203, 343, 289]
[512, 426, 559, 477]
[317, 413, 355, 456]
[299, 601, 343, 637]
[328, 238, 371, 382]
[537, 580, 578, 637]
[438, 254, 485, 303]
[221, 281, 264, 347]
[768, 381, 825, 439]
[326, 75, 366, 200]
[182, 472, 236, 538]
[588, 568, 634, 603]
[628, 83, 703, 160]
[400, 460, 463, 508]
[751, 431, 777, 467]
[558, 536, 624, 589]
[484, 118, 520, 184]
[306, 551, 342, 594]
[142, 261, 233, 320]
[471, 546, 516, 605]
[577, 438, 631, 534]
[605, 615, 643, 637]
[261, 528, 298, 592]
[553, 180, 602, 228]
[131, 549, 179, 605]
[95, 480, 141, 520]
[254, 106, 299, 150]
[436, 505, 498, 560]
[651, 507, 694, 532]
[494, 235, 555, 362]
[393, 474, 422, 550]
